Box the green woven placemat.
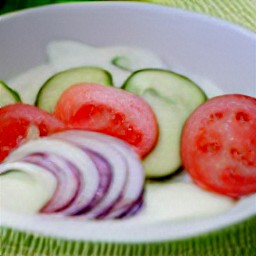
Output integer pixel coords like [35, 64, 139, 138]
[137, 0, 256, 32]
[1, 216, 256, 256]
[0, 1, 256, 256]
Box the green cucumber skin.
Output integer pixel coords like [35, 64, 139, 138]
[122, 68, 207, 111]
[111, 56, 132, 71]
[122, 69, 207, 178]
[35, 66, 113, 113]
[0, 80, 22, 106]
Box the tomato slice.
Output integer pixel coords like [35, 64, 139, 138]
[181, 94, 256, 198]
[54, 83, 158, 158]
[0, 103, 67, 162]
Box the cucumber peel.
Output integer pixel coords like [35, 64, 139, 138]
[111, 56, 133, 71]
[0, 80, 21, 107]
[123, 69, 207, 112]
[35, 66, 113, 113]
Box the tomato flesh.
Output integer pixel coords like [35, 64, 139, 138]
[0, 103, 67, 162]
[54, 83, 159, 157]
[72, 104, 143, 146]
[181, 94, 256, 198]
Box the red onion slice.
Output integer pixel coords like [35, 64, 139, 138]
[53, 130, 145, 218]
[5, 139, 100, 216]
[52, 133, 128, 219]
[22, 153, 81, 213]
[4, 131, 145, 219]
[99, 137, 144, 218]
[72, 149, 112, 215]
[117, 191, 144, 218]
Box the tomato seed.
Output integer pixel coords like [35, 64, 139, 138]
[235, 111, 250, 123]
[112, 112, 125, 125]
[221, 167, 245, 185]
[209, 112, 223, 122]
[230, 148, 255, 166]
[198, 141, 221, 153]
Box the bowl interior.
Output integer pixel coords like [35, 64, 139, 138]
[0, 2, 255, 95]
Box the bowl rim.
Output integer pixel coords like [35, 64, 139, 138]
[0, 1, 255, 39]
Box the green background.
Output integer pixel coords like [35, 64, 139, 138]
[0, 1, 256, 255]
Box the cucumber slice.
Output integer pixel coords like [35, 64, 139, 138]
[0, 80, 21, 107]
[141, 91, 187, 177]
[123, 69, 207, 178]
[123, 69, 207, 113]
[35, 67, 113, 113]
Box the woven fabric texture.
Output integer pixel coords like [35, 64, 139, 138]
[1, 216, 256, 256]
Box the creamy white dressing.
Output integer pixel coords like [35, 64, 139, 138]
[2, 41, 235, 220]
[135, 182, 234, 223]
[47, 40, 166, 87]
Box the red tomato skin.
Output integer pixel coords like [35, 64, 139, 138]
[181, 94, 256, 198]
[54, 83, 159, 158]
[0, 103, 67, 162]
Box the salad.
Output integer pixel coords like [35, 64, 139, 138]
[0, 41, 255, 221]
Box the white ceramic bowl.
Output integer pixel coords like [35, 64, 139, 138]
[0, 2, 255, 242]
